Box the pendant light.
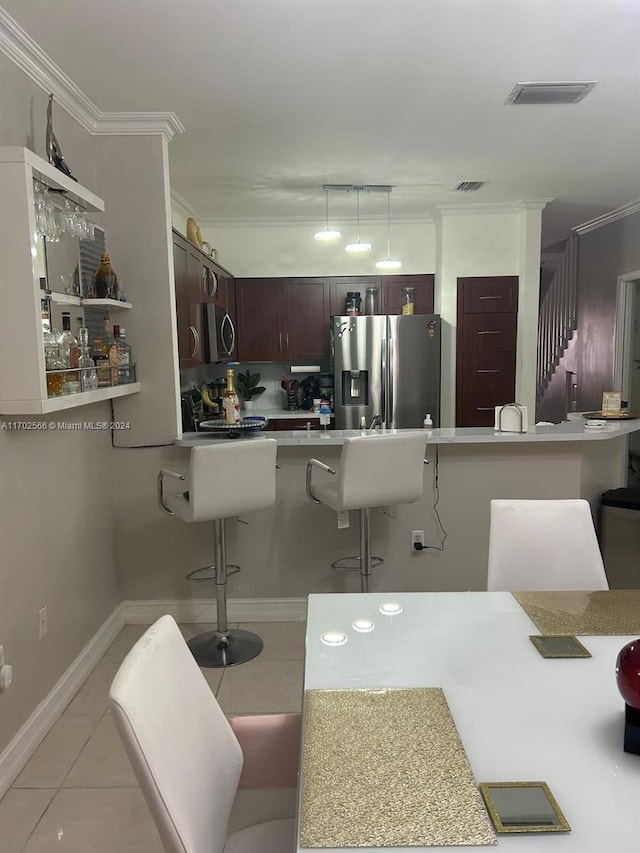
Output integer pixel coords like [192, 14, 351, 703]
[345, 189, 372, 253]
[314, 188, 341, 241]
[376, 190, 402, 270]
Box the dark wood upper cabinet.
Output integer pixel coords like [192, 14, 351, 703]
[172, 229, 237, 367]
[383, 274, 435, 314]
[283, 279, 330, 361]
[236, 278, 284, 361]
[237, 277, 330, 362]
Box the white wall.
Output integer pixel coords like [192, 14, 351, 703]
[435, 205, 543, 425]
[199, 220, 436, 277]
[0, 53, 120, 757]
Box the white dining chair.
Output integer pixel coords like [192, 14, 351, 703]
[109, 615, 298, 853]
[487, 498, 609, 591]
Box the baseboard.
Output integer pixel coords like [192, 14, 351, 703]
[121, 597, 308, 624]
[0, 604, 125, 800]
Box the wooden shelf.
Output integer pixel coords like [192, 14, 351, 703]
[0, 383, 141, 415]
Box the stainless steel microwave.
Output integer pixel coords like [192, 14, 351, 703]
[204, 303, 236, 363]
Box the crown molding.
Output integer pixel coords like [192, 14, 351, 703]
[0, 7, 184, 141]
[198, 214, 434, 228]
[572, 199, 640, 235]
[94, 112, 185, 142]
[435, 198, 553, 217]
[170, 187, 202, 222]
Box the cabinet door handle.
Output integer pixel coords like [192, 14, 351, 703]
[279, 332, 282, 355]
[189, 325, 198, 359]
[476, 407, 494, 411]
[201, 268, 208, 296]
[477, 330, 501, 335]
[285, 332, 289, 356]
[476, 369, 500, 374]
[221, 313, 235, 356]
[479, 295, 502, 300]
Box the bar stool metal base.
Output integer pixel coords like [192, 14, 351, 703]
[187, 629, 263, 668]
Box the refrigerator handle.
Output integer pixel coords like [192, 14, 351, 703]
[386, 328, 394, 428]
[380, 337, 387, 426]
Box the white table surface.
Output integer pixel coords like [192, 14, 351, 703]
[302, 591, 640, 852]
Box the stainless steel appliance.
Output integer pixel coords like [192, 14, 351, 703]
[332, 314, 441, 429]
[204, 303, 236, 363]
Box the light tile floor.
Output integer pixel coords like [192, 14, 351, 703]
[0, 621, 306, 853]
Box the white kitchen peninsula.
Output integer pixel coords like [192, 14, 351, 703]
[171, 420, 640, 596]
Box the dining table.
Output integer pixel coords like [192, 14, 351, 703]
[298, 591, 640, 852]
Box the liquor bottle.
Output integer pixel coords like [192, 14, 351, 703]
[91, 336, 110, 387]
[223, 367, 241, 424]
[94, 253, 119, 300]
[58, 312, 79, 368]
[104, 319, 118, 386]
[78, 327, 98, 391]
[114, 325, 133, 384]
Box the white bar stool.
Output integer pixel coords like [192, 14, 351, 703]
[305, 433, 428, 592]
[157, 439, 278, 667]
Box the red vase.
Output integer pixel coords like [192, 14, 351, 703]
[616, 640, 640, 709]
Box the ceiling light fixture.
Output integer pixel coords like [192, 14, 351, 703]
[314, 187, 341, 242]
[345, 189, 372, 254]
[376, 189, 402, 270]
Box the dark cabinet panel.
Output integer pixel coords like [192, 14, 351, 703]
[461, 314, 517, 353]
[172, 229, 236, 368]
[383, 275, 435, 315]
[236, 279, 284, 361]
[459, 389, 516, 428]
[459, 276, 518, 314]
[456, 276, 518, 426]
[460, 352, 516, 390]
[265, 417, 334, 431]
[237, 277, 330, 362]
[284, 278, 329, 361]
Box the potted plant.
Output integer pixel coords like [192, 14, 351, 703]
[236, 369, 266, 410]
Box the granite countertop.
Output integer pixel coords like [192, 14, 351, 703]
[175, 417, 640, 447]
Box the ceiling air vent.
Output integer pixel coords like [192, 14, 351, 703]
[505, 81, 597, 105]
[455, 181, 485, 193]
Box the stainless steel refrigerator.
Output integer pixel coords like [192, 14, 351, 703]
[332, 314, 441, 429]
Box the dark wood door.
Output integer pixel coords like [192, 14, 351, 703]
[383, 274, 435, 314]
[236, 279, 284, 361]
[186, 250, 206, 364]
[283, 278, 330, 361]
[329, 276, 379, 316]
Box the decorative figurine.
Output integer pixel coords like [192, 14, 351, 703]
[46, 94, 76, 181]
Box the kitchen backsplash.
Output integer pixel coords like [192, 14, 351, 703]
[181, 361, 332, 411]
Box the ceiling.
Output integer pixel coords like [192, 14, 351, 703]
[3, 0, 640, 247]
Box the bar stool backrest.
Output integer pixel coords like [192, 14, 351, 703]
[189, 439, 277, 522]
[488, 498, 609, 591]
[110, 615, 243, 853]
[338, 433, 427, 510]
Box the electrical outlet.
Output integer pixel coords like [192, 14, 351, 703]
[411, 530, 425, 550]
[38, 606, 47, 639]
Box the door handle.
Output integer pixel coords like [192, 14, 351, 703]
[479, 295, 502, 300]
[476, 407, 494, 411]
[476, 369, 500, 374]
[477, 330, 501, 335]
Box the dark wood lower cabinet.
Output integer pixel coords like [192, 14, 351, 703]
[265, 417, 334, 431]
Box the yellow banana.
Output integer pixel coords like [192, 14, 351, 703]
[201, 387, 216, 408]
